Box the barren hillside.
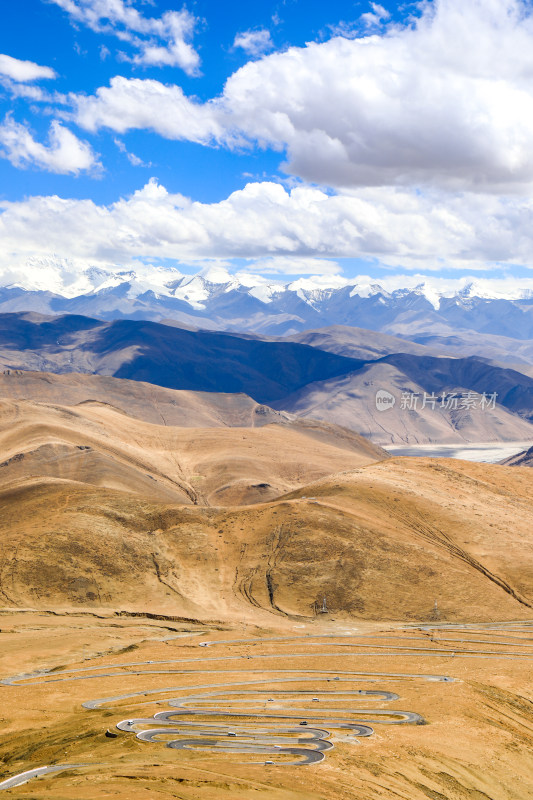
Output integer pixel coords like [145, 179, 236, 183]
[0, 397, 384, 507]
[1, 451, 531, 622]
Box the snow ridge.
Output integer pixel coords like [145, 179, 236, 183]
[1, 258, 532, 308]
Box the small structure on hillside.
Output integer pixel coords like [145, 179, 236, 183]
[313, 597, 329, 615]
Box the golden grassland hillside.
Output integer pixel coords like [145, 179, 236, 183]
[1, 452, 531, 622]
[0, 384, 531, 623]
[0, 396, 385, 506]
[1, 376, 532, 800]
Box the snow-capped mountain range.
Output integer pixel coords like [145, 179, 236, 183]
[1, 259, 533, 340]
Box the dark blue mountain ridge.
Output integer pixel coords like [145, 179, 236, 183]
[1, 313, 532, 425]
[0, 313, 365, 404]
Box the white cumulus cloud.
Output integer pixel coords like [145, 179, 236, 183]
[49, 0, 200, 74]
[0, 53, 56, 82]
[70, 0, 533, 193]
[233, 29, 274, 56]
[0, 115, 100, 175]
[361, 2, 391, 28]
[74, 76, 226, 143]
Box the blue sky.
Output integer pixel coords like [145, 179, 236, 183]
[1, 0, 533, 292]
[1, 0, 410, 205]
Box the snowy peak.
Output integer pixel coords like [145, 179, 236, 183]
[171, 268, 247, 309]
[349, 282, 389, 300]
[2, 259, 531, 305]
[285, 276, 348, 308]
[0, 258, 532, 340]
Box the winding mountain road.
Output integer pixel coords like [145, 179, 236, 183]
[2, 623, 532, 788]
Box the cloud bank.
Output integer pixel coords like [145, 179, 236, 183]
[2, 178, 533, 271]
[3, 0, 533, 282]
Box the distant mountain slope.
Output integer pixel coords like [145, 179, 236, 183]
[274, 360, 533, 445]
[1, 312, 533, 445]
[398, 329, 533, 369]
[500, 446, 533, 467]
[0, 312, 364, 404]
[382, 353, 533, 421]
[287, 325, 440, 360]
[278, 328, 533, 442]
[285, 324, 533, 370]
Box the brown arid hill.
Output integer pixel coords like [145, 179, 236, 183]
[0, 369, 298, 427]
[1, 391, 532, 800]
[0, 369, 423, 454]
[0, 396, 384, 507]
[0, 450, 531, 623]
[0, 375, 531, 620]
